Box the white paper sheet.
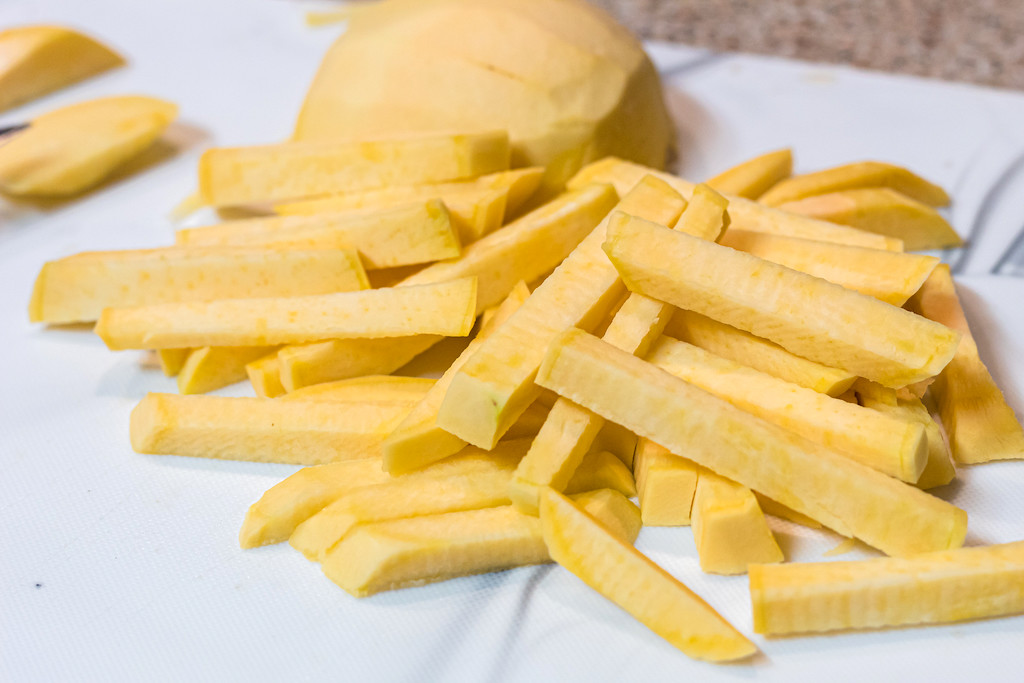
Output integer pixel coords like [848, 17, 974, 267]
[3, 2, 1024, 680]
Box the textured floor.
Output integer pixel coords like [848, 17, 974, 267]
[592, 0, 1024, 90]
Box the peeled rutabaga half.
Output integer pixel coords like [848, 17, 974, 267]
[294, 0, 673, 191]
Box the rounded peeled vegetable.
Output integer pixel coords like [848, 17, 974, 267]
[294, 0, 673, 192]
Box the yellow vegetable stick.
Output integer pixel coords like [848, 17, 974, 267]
[646, 336, 928, 483]
[177, 346, 279, 395]
[750, 541, 1024, 634]
[383, 281, 531, 474]
[29, 247, 368, 324]
[593, 421, 638, 469]
[157, 348, 189, 377]
[281, 376, 435, 404]
[666, 311, 856, 396]
[323, 489, 640, 597]
[0, 95, 176, 197]
[176, 201, 461, 269]
[758, 161, 951, 207]
[706, 148, 793, 199]
[246, 355, 285, 398]
[854, 380, 956, 489]
[692, 469, 784, 575]
[539, 487, 757, 662]
[130, 393, 413, 465]
[536, 329, 968, 557]
[563, 449, 636, 499]
[633, 438, 698, 526]
[290, 445, 525, 561]
[199, 130, 510, 206]
[777, 188, 962, 250]
[569, 157, 902, 250]
[603, 214, 960, 387]
[509, 183, 727, 513]
[240, 458, 392, 549]
[96, 277, 478, 350]
[719, 229, 938, 306]
[276, 183, 618, 391]
[437, 177, 686, 450]
[275, 168, 544, 242]
[0, 25, 123, 113]
[909, 265, 1024, 464]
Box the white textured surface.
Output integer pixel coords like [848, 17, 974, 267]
[3, 2, 1024, 681]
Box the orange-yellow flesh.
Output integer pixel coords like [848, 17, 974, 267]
[646, 336, 928, 483]
[719, 229, 938, 306]
[383, 282, 531, 475]
[908, 265, 1024, 464]
[198, 130, 510, 206]
[758, 161, 951, 207]
[603, 213, 960, 387]
[540, 487, 757, 662]
[436, 176, 685, 450]
[321, 489, 640, 597]
[633, 438, 698, 526]
[750, 541, 1024, 634]
[130, 393, 413, 465]
[536, 328, 968, 558]
[667, 310, 856, 396]
[692, 469, 784, 575]
[568, 157, 902, 250]
[706, 148, 793, 199]
[777, 188, 961, 250]
[95, 277, 477, 350]
[509, 183, 727, 514]
[275, 183, 618, 391]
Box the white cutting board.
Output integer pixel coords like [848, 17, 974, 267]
[2, 1, 1024, 681]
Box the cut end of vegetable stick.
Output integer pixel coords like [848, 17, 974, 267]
[157, 348, 190, 377]
[705, 148, 793, 200]
[246, 354, 285, 398]
[692, 469, 784, 575]
[633, 439, 698, 526]
[95, 277, 478, 350]
[672, 183, 729, 241]
[383, 281, 531, 475]
[539, 487, 758, 662]
[758, 160, 951, 207]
